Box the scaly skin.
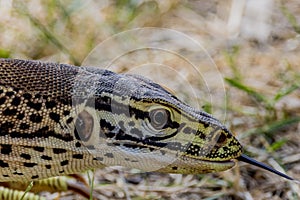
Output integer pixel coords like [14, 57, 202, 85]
[0, 58, 242, 182]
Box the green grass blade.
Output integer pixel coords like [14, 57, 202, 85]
[20, 181, 33, 200]
[241, 116, 300, 139]
[225, 77, 269, 105]
[281, 5, 300, 34]
[87, 169, 95, 200]
[14, 3, 80, 65]
[267, 139, 288, 152]
[273, 83, 300, 102]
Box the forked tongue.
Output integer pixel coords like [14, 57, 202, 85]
[238, 154, 299, 183]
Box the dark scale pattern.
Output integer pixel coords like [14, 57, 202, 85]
[11, 97, 21, 106]
[45, 165, 51, 169]
[31, 175, 39, 179]
[0, 97, 6, 105]
[29, 114, 43, 123]
[41, 155, 52, 161]
[0, 59, 106, 182]
[12, 172, 23, 176]
[27, 101, 42, 111]
[3, 108, 18, 116]
[24, 162, 37, 167]
[104, 153, 114, 158]
[53, 148, 67, 154]
[20, 153, 31, 160]
[33, 147, 45, 152]
[72, 154, 84, 159]
[16, 113, 25, 120]
[0, 160, 9, 168]
[1, 145, 12, 155]
[60, 160, 69, 166]
[19, 123, 30, 130]
[49, 112, 60, 122]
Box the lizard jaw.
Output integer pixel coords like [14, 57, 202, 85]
[157, 157, 236, 174]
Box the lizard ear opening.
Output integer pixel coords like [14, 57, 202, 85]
[237, 154, 294, 181]
[74, 110, 94, 142]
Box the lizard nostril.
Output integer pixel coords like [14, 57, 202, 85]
[216, 132, 227, 144]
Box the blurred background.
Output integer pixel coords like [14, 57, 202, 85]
[0, 0, 300, 199]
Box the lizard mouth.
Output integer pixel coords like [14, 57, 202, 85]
[178, 157, 237, 174]
[207, 159, 237, 167]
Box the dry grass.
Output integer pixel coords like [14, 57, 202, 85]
[0, 0, 300, 199]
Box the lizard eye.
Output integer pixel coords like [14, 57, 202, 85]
[149, 108, 169, 130]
